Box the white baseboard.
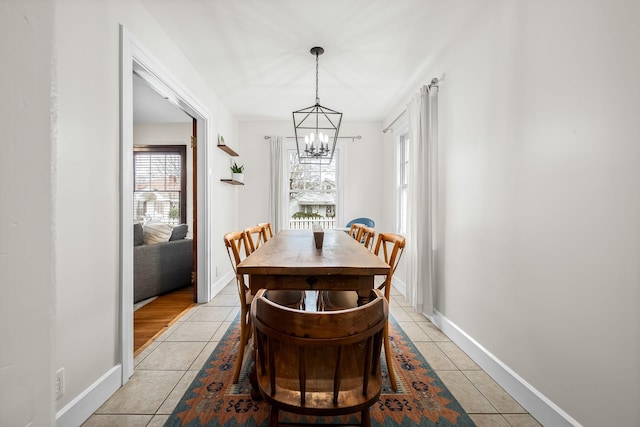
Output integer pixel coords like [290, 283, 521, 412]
[56, 365, 122, 427]
[430, 310, 582, 427]
[209, 270, 234, 300]
[392, 276, 406, 296]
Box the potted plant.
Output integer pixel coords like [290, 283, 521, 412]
[231, 161, 244, 183]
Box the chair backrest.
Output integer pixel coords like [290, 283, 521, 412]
[257, 222, 274, 240]
[244, 225, 268, 253]
[373, 233, 406, 299]
[348, 223, 365, 241]
[251, 288, 388, 415]
[360, 226, 376, 250]
[345, 217, 375, 228]
[223, 231, 251, 305]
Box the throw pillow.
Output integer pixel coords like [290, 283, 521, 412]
[143, 222, 174, 245]
[133, 223, 144, 246]
[170, 224, 188, 241]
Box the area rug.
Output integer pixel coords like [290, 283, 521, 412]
[164, 313, 476, 426]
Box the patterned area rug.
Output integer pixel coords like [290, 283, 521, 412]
[164, 313, 476, 426]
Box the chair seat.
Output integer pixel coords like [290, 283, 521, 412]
[320, 290, 358, 310]
[267, 290, 306, 309]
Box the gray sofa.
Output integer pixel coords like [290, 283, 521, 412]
[134, 223, 193, 303]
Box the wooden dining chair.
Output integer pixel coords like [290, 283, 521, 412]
[257, 222, 274, 240]
[251, 288, 388, 427]
[348, 223, 365, 242]
[360, 226, 376, 250]
[318, 232, 406, 391]
[223, 231, 255, 384]
[244, 224, 269, 252]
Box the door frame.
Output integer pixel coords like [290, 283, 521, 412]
[119, 25, 212, 382]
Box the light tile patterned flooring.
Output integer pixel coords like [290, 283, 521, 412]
[83, 284, 542, 427]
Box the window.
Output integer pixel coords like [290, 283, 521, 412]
[134, 145, 187, 224]
[398, 133, 409, 234]
[288, 150, 338, 229]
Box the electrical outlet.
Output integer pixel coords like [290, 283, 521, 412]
[55, 368, 65, 400]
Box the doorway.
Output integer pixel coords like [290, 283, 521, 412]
[120, 25, 211, 382]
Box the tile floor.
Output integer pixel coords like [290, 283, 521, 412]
[82, 284, 542, 427]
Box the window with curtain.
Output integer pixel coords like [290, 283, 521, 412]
[134, 145, 187, 224]
[398, 133, 409, 234]
[288, 150, 338, 229]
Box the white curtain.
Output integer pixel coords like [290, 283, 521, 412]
[406, 85, 438, 316]
[268, 136, 289, 233]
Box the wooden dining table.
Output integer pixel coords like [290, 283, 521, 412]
[237, 228, 391, 305]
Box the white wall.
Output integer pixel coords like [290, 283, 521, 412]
[53, 0, 239, 421]
[133, 123, 193, 237]
[237, 121, 388, 232]
[0, 1, 55, 425]
[384, 1, 640, 425]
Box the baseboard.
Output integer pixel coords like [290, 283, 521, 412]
[392, 276, 406, 296]
[55, 365, 122, 427]
[209, 270, 235, 300]
[430, 310, 582, 427]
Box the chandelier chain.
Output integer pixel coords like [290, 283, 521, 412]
[315, 51, 319, 104]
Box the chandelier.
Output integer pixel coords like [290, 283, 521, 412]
[293, 46, 342, 165]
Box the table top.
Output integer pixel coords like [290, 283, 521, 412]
[237, 229, 390, 276]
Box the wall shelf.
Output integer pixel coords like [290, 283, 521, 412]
[220, 179, 244, 185]
[217, 144, 239, 157]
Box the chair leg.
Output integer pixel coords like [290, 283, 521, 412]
[269, 407, 279, 427]
[384, 322, 398, 391]
[361, 408, 371, 427]
[233, 321, 248, 384]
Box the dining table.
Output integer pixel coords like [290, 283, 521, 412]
[237, 228, 391, 305]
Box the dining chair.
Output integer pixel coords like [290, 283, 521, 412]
[318, 232, 406, 391]
[252, 288, 388, 427]
[257, 222, 274, 240]
[360, 226, 376, 250]
[244, 224, 269, 251]
[348, 223, 365, 241]
[223, 231, 255, 384]
[345, 217, 375, 228]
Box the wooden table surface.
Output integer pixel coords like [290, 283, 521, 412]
[237, 229, 390, 302]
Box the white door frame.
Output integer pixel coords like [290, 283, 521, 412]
[119, 25, 212, 382]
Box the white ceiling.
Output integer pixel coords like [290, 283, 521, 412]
[136, 0, 482, 122]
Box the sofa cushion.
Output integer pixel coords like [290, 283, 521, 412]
[170, 224, 188, 241]
[134, 223, 144, 246]
[143, 222, 174, 245]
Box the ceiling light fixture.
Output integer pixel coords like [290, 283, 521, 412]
[293, 46, 342, 165]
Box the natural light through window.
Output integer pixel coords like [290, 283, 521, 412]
[288, 150, 338, 230]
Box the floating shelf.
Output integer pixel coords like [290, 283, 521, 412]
[217, 144, 239, 157]
[220, 179, 244, 185]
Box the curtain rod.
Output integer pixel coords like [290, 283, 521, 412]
[382, 75, 444, 134]
[264, 135, 361, 141]
[382, 110, 405, 134]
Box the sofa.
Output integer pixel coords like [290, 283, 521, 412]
[134, 222, 193, 303]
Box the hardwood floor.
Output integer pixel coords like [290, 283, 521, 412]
[134, 286, 195, 356]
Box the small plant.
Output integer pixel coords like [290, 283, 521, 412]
[230, 162, 244, 173]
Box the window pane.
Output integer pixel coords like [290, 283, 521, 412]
[134, 149, 184, 224]
[288, 150, 338, 230]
